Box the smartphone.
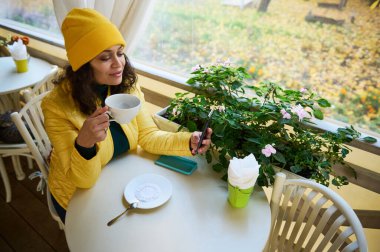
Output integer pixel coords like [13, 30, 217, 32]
[195, 109, 214, 154]
[155, 155, 197, 175]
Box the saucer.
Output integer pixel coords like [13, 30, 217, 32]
[124, 173, 172, 209]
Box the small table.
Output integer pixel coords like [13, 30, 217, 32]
[65, 149, 271, 252]
[0, 56, 53, 112]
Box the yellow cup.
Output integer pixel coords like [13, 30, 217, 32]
[14, 59, 28, 73]
[228, 183, 254, 208]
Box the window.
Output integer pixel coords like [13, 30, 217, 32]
[0, 0, 61, 42]
[130, 0, 380, 134]
[1, 0, 378, 135]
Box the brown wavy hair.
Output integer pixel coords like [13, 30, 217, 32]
[58, 54, 137, 115]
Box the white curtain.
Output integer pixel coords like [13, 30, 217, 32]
[52, 0, 155, 53]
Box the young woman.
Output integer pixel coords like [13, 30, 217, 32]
[41, 8, 212, 223]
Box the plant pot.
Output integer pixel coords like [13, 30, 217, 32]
[153, 106, 188, 132]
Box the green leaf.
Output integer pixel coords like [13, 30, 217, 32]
[313, 109, 324, 120]
[245, 138, 261, 144]
[273, 152, 286, 164]
[221, 173, 228, 181]
[362, 136, 377, 143]
[341, 148, 349, 158]
[332, 176, 348, 187]
[186, 78, 196, 85]
[317, 98, 331, 108]
[214, 124, 226, 137]
[186, 120, 198, 131]
[206, 150, 212, 163]
[290, 165, 302, 173]
[319, 161, 330, 168]
[212, 163, 224, 172]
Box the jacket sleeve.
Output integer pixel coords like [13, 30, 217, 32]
[42, 92, 103, 188]
[132, 85, 194, 156]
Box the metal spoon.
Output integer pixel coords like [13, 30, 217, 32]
[107, 202, 138, 226]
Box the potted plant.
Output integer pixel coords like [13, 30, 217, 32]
[157, 60, 376, 187]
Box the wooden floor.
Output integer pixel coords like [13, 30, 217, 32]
[0, 157, 69, 251]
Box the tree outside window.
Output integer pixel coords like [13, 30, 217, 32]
[130, 0, 380, 135]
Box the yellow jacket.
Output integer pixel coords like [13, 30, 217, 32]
[42, 80, 192, 209]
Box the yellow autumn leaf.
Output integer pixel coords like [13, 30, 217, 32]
[370, 0, 380, 10]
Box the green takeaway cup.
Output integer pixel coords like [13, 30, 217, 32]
[14, 59, 28, 73]
[228, 182, 254, 208]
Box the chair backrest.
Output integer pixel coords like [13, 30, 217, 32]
[11, 91, 51, 179]
[11, 90, 64, 229]
[265, 173, 367, 252]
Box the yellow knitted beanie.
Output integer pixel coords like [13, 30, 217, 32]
[61, 8, 126, 71]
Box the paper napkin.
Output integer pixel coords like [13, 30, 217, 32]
[7, 38, 28, 60]
[228, 154, 260, 189]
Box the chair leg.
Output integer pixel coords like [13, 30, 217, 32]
[0, 157, 12, 203]
[58, 221, 65, 230]
[11, 156, 25, 180]
[27, 157, 34, 169]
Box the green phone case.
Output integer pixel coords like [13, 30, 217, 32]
[155, 155, 197, 175]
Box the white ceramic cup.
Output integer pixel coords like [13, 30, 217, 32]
[105, 94, 141, 124]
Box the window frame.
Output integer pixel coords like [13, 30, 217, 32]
[1, 18, 379, 153]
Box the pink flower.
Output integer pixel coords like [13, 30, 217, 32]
[262, 144, 276, 157]
[223, 58, 232, 67]
[191, 64, 201, 72]
[280, 109, 291, 119]
[300, 87, 307, 93]
[291, 105, 310, 121]
[218, 105, 225, 113]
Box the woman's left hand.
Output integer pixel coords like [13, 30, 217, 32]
[190, 128, 213, 155]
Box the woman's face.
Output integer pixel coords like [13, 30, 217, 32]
[90, 45, 125, 85]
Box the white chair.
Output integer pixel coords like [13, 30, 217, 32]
[0, 142, 32, 202]
[23, 65, 58, 169]
[265, 173, 367, 252]
[11, 90, 64, 230]
[0, 65, 58, 202]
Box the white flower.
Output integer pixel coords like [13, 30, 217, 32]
[210, 105, 226, 113]
[172, 108, 180, 116]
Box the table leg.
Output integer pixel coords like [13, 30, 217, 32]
[0, 93, 21, 113]
[9, 92, 21, 110]
[0, 94, 15, 113]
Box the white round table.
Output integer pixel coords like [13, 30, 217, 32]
[0, 56, 53, 112]
[65, 149, 272, 252]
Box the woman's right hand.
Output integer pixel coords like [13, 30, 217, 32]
[76, 106, 110, 148]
